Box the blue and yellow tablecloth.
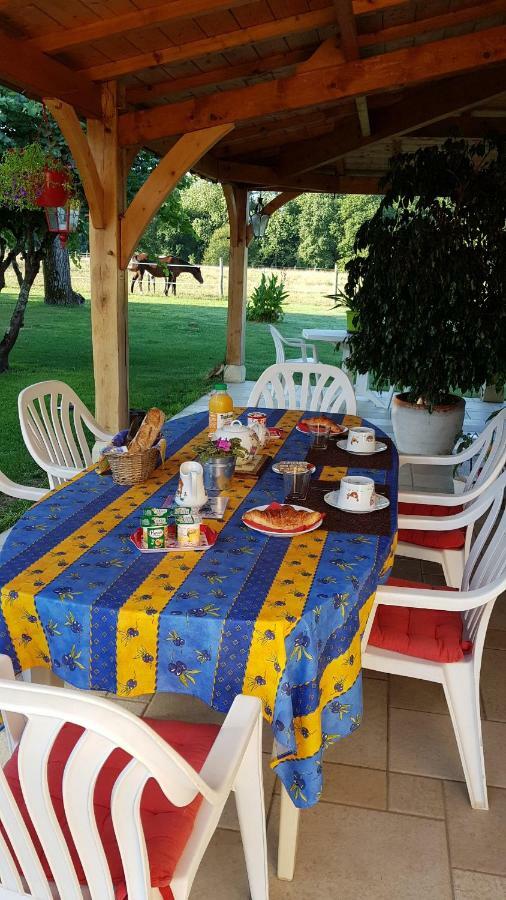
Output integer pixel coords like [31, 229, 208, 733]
[0, 408, 397, 807]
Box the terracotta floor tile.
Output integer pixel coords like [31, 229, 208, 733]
[481, 650, 506, 722]
[445, 782, 506, 876]
[489, 600, 506, 632]
[389, 675, 449, 715]
[485, 629, 506, 651]
[324, 678, 388, 770]
[389, 708, 506, 789]
[453, 869, 506, 899]
[388, 772, 445, 819]
[274, 762, 387, 810]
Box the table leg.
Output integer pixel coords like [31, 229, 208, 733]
[277, 785, 300, 881]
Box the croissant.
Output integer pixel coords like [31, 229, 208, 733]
[301, 416, 345, 434]
[245, 505, 321, 530]
[128, 407, 165, 454]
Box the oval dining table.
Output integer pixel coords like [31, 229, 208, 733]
[0, 406, 398, 880]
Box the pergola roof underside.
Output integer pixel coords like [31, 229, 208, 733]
[2, 0, 506, 192]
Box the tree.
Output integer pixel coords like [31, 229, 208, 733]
[0, 208, 53, 371]
[180, 178, 227, 262]
[43, 236, 85, 306]
[127, 152, 196, 260]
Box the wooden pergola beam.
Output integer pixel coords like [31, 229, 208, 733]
[276, 61, 506, 176]
[0, 32, 101, 118]
[44, 98, 105, 229]
[126, 49, 309, 106]
[80, 9, 337, 82]
[333, 0, 359, 60]
[120, 123, 233, 269]
[28, 0, 254, 53]
[358, 0, 506, 50]
[118, 24, 506, 145]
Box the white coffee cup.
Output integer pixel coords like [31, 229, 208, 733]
[339, 475, 376, 511]
[347, 426, 376, 453]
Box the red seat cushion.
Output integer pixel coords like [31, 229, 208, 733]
[3, 717, 220, 900]
[398, 501, 466, 550]
[368, 576, 472, 662]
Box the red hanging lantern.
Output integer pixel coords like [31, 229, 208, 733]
[36, 168, 79, 245]
[43, 202, 80, 246]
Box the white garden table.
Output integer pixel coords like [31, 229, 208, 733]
[301, 328, 393, 409]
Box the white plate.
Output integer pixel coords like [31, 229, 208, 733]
[323, 491, 390, 514]
[296, 422, 348, 436]
[272, 461, 316, 476]
[335, 439, 387, 455]
[242, 504, 323, 537]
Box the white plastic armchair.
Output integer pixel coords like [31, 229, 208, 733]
[269, 325, 318, 364]
[396, 469, 506, 588]
[0, 469, 48, 551]
[18, 380, 113, 488]
[363, 469, 506, 810]
[248, 362, 357, 414]
[0, 670, 269, 900]
[398, 408, 506, 507]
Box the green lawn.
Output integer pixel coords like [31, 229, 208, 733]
[0, 287, 345, 529]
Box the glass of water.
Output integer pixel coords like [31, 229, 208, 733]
[309, 422, 331, 450]
[283, 469, 312, 501]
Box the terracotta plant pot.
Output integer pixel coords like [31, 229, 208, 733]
[391, 392, 465, 455]
[36, 169, 69, 207]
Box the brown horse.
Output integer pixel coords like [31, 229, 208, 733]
[129, 253, 203, 296]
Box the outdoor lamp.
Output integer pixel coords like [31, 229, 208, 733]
[44, 203, 80, 246]
[250, 195, 269, 239]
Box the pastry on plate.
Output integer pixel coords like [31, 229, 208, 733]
[244, 505, 321, 531]
[300, 416, 346, 435]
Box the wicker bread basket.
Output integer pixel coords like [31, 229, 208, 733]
[105, 447, 159, 486]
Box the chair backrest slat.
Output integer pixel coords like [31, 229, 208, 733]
[269, 326, 286, 364]
[17, 717, 83, 899]
[111, 760, 152, 900]
[62, 731, 118, 900]
[248, 363, 357, 414]
[462, 410, 506, 498]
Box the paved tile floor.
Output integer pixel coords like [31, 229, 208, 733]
[1, 391, 504, 899]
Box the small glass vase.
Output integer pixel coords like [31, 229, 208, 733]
[200, 455, 236, 496]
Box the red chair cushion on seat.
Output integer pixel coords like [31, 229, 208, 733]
[3, 717, 220, 900]
[368, 576, 472, 662]
[398, 501, 465, 550]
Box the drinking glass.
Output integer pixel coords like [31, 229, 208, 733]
[283, 470, 312, 501]
[309, 422, 331, 450]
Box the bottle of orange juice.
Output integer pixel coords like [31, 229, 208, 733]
[209, 383, 234, 433]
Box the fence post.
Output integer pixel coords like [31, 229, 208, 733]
[334, 262, 339, 296]
[219, 256, 224, 298]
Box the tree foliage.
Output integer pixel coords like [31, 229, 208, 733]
[345, 139, 506, 407]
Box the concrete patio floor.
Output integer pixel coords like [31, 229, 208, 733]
[1, 390, 503, 899]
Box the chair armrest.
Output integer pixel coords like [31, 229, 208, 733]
[44, 462, 84, 483]
[399, 452, 457, 467]
[1, 476, 47, 503]
[398, 508, 471, 530]
[199, 695, 262, 800]
[376, 582, 499, 612]
[398, 489, 465, 507]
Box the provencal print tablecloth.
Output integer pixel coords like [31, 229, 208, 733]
[0, 408, 397, 807]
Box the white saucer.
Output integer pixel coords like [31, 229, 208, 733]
[272, 461, 316, 475]
[324, 491, 390, 514]
[336, 439, 387, 455]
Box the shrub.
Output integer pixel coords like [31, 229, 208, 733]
[246, 273, 288, 322]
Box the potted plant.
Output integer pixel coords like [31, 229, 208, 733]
[344, 138, 506, 453]
[0, 143, 74, 209]
[195, 436, 247, 495]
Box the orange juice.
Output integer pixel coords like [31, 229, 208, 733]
[209, 383, 234, 433]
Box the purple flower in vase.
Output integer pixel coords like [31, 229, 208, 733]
[216, 438, 231, 452]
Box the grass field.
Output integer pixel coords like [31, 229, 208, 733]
[0, 261, 346, 529]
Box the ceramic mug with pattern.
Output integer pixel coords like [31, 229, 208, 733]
[338, 475, 375, 511]
[347, 426, 375, 452]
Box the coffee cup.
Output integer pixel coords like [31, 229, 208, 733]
[339, 475, 376, 511]
[347, 426, 375, 453]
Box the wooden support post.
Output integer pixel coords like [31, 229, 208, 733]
[223, 184, 248, 383]
[87, 82, 129, 433]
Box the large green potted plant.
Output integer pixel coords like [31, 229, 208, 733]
[344, 138, 506, 453]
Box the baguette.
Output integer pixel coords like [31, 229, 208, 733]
[127, 407, 165, 454]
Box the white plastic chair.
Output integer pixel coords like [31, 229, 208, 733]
[397, 410, 506, 586]
[363, 469, 506, 810]
[0, 468, 47, 551]
[0, 667, 269, 900]
[248, 362, 357, 414]
[18, 380, 113, 488]
[269, 325, 318, 364]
